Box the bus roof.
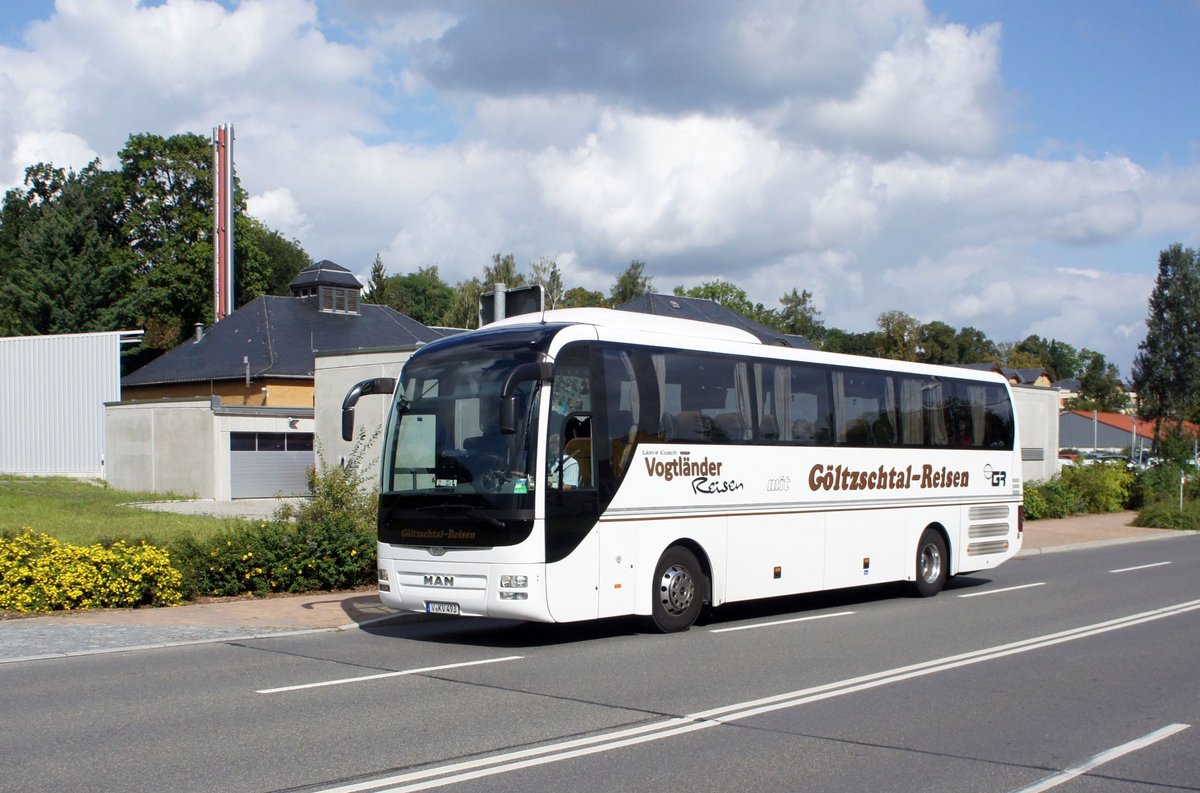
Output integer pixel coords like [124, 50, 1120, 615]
[487, 307, 763, 345]
[484, 307, 1009, 386]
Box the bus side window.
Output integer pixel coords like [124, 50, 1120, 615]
[787, 362, 832, 445]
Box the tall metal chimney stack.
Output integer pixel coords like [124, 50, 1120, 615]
[212, 124, 235, 321]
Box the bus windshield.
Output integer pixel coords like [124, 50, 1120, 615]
[381, 349, 542, 502]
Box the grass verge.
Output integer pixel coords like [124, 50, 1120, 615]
[0, 476, 255, 546]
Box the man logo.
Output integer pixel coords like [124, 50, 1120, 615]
[424, 575, 455, 587]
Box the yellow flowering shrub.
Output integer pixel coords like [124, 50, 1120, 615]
[0, 529, 183, 612]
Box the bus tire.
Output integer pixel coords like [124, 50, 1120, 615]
[911, 528, 948, 597]
[651, 546, 705, 632]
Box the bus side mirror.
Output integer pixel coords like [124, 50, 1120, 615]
[341, 377, 396, 441]
[499, 361, 554, 434]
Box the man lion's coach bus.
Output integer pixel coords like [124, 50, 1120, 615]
[342, 308, 1022, 632]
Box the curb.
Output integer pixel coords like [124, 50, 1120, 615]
[1016, 529, 1197, 558]
[0, 610, 428, 666]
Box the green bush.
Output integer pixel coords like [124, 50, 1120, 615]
[171, 439, 378, 598]
[1133, 497, 1200, 530]
[1127, 463, 1199, 510]
[0, 529, 183, 612]
[1024, 479, 1077, 520]
[1059, 462, 1132, 513]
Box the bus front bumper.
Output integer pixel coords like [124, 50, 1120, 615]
[377, 558, 552, 623]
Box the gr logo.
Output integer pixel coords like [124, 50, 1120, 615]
[983, 465, 1007, 487]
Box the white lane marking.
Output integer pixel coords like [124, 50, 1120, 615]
[1109, 561, 1172, 573]
[314, 598, 1200, 793]
[256, 656, 523, 694]
[709, 611, 856, 633]
[1010, 723, 1190, 793]
[958, 582, 1046, 598]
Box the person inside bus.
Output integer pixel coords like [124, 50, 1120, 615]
[547, 415, 590, 488]
[791, 418, 816, 443]
[954, 415, 975, 447]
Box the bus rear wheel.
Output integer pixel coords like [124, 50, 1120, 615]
[651, 547, 705, 632]
[911, 528, 948, 597]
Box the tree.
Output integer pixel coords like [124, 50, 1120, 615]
[1132, 243, 1200, 433]
[0, 131, 305, 346]
[610, 260, 652, 305]
[561, 286, 606, 308]
[955, 326, 998, 364]
[673, 279, 757, 316]
[0, 162, 130, 335]
[1068, 349, 1129, 413]
[876, 310, 920, 361]
[916, 320, 958, 365]
[822, 328, 883, 357]
[484, 253, 526, 289]
[442, 277, 484, 329]
[363, 254, 390, 305]
[528, 256, 564, 309]
[776, 288, 825, 342]
[245, 220, 309, 296]
[390, 266, 453, 326]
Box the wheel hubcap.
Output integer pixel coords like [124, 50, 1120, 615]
[920, 543, 942, 583]
[659, 564, 695, 616]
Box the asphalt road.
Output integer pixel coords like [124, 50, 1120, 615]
[2, 537, 1197, 793]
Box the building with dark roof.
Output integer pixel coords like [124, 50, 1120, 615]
[122, 259, 449, 407]
[108, 259, 451, 499]
[617, 293, 816, 349]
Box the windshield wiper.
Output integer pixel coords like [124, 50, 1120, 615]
[416, 503, 505, 528]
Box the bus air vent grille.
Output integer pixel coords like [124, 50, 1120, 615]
[967, 540, 1010, 556]
[968, 505, 1010, 520]
[968, 523, 1010, 539]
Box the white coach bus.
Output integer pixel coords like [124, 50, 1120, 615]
[342, 308, 1023, 632]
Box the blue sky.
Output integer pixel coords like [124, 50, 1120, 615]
[3, 0, 1199, 377]
[931, 1, 1200, 167]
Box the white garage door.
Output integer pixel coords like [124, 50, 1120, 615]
[230, 432, 314, 499]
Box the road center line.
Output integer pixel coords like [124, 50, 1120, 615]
[256, 656, 524, 694]
[1109, 561, 1172, 573]
[1010, 723, 1190, 793]
[314, 598, 1200, 793]
[709, 610, 855, 633]
[958, 582, 1046, 598]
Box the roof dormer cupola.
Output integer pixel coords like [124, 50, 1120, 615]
[288, 259, 362, 315]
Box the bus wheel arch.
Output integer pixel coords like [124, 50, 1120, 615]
[649, 542, 709, 633]
[910, 524, 950, 597]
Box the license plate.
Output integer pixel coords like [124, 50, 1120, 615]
[426, 601, 460, 615]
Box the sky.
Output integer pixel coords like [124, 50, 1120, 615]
[2, 0, 1199, 378]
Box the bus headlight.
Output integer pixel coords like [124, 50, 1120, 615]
[499, 591, 528, 600]
[378, 568, 389, 581]
[500, 575, 528, 589]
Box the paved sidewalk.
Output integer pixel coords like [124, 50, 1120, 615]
[0, 510, 1190, 663]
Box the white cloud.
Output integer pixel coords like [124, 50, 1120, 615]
[0, 0, 1194, 376]
[247, 187, 310, 240]
[812, 22, 1005, 156]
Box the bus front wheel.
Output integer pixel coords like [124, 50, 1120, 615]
[650, 547, 705, 632]
[911, 528, 948, 597]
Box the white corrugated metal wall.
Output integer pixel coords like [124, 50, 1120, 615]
[0, 331, 132, 477]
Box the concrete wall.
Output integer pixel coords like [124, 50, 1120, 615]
[1012, 384, 1060, 483]
[314, 346, 419, 487]
[106, 399, 217, 497]
[106, 397, 314, 499]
